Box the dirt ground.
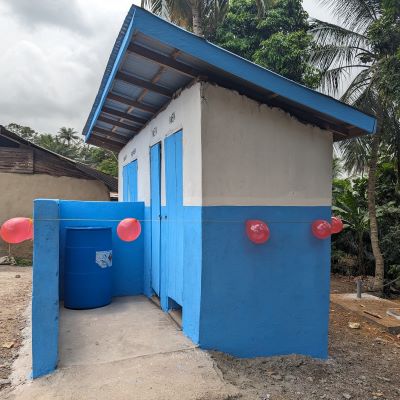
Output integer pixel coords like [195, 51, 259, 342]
[1, 270, 400, 399]
[0, 266, 31, 391]
[211, 275, 400, 400]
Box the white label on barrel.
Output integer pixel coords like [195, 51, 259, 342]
[95, 250, 112, 268]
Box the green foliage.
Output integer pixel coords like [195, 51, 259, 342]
[6, 123, 118, 178]
[209, 0, 261, 59]
[210, 0, 320, 87]
[6, 123, 39, 142]
[333, 158, 400, 281]
[97, 157, 118, 177]
[381, 226, 400, 267]
[311, 0, 400, 291]
[14, 257, 32, 267]
[333, 178, 370, 274]
[254, 31, 321, 88]
[309, 0, 400, 119]
[143, 0, 230, 36]
[256, 0, 308, 34]
[367, 2, 400, 117]
[57, 127, 79, 146]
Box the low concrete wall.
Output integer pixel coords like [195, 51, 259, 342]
[32, 199, 60, 378]
[59, 201, 144, 298]
[0, 172, 110, 259]
[32, 199, 144, 379]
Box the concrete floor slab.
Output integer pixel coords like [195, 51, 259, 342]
[5, 296, 238, 400]
[331, 293, 400, 334]
[59, 296, 194, 367]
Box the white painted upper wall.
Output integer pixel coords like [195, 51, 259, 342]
[119, 81, 333, 208]
[201, 83, 333, 206]
[118, 82, 202, 207]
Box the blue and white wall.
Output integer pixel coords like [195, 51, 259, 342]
[199, 83, 332, 357]
[118, 82, 203, 206]
[118, 82, 203, 342]
[118, 81, 333, 358]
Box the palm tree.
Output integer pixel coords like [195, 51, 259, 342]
[37, 134, 78, 158]
[333, 184, 369, 275]
[141, 0, 225, 35]
[309, 0, 398, 292]
[58, 127, 79, 146]
[141, 0, 272, 36]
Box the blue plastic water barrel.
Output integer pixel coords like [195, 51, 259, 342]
[64, 227, 112, 309]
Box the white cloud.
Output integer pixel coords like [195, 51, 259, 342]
[302, 0, 336, 21]
[0, 0, 138, 135]
[1, 0, 93, 35]
[0, 0, 332, 136]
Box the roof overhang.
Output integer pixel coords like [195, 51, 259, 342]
[83, 6, 377, 151]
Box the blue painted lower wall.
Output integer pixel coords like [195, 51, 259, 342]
[144, 204, 330, 358]
[33, 200, 331, 379]
[182, 206, 202, 343]
[198, 206, 331, 359]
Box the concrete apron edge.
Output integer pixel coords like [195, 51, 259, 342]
[57, 345, 200, 371]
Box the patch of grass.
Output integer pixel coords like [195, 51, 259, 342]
[14, 257, 32, 267]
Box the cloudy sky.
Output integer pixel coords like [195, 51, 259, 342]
[0, 0, 333, 135]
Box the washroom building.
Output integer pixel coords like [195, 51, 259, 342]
[83, 6, 376, 358]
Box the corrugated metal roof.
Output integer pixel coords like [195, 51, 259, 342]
[83, 6, 377, 150]
[0, 126, 118, 192]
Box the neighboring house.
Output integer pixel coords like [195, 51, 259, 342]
[81, 6, 376, 359]
[0, 125, 118, 258]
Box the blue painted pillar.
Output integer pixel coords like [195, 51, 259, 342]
[32, 199, 60, 378]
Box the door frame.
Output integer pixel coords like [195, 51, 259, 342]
[164, 130, 184, 308]
[150, 142, 162, 297]
[122, 159, 138, 202]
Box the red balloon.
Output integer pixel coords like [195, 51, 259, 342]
[331, 216, 344, 234]
[246, 220, 270, 244]
[117, 218, 141, 242]
[311, 219, 331, 239]
[0, 217, 33, 244]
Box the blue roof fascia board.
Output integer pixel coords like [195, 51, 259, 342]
[85, 7, 137, 141]
[85, 6, 376, 141]
[131, 7, 376, 134]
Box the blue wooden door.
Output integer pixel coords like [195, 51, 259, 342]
[122, 160, 138, 202]
[164, 131, 184, 306]
[150, 143, 161, 296]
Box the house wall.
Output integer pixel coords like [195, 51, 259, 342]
[198, 83, 333, 358]
[118, 83, 203, 342]
[201, 83, 332, 206]
[117, 81, 333, 358]
[0, 172, 110, 259]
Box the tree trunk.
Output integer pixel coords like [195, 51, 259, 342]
[368, 132, 384, 292]
[396, 126, 400, 185]
[192, 3, 203, 36]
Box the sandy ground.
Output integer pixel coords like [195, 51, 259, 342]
[0, 266, 31, 391]
[211, 276, 400, 400]
[1, 270, 400, 399]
